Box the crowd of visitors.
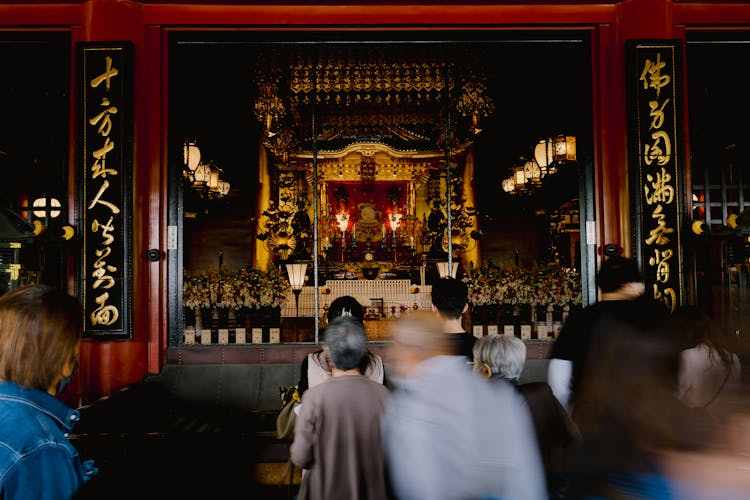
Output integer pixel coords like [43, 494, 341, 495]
[2, 262, 747, 499]
[287, 268, 747, 499]
[546, 256, 747, 499]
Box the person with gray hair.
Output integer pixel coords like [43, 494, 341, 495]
[290, 316, 390, 500]
[472, 332, 527, 381]
[473, 334, 579, 498]
[324, 314, 369, 370]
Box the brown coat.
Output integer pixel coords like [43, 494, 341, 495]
[291, 374, 390, 500]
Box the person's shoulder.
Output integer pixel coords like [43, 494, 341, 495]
[484, 376, 519, 397]
[455, 331, 476, 343]
[333, 375, 389, 395]
[608, 297, 669, 329]
[518, 380, 554, 394]
[307, 349, 328, 366]
[517, 381, 565, 407]
[361, 376, 391, 396]
[302, 379, 328, 398]
[485, 379, 530, 411]
[0, 401, 58, 452]
[578, 301, 616, 316]
[680, 344, 713, 365]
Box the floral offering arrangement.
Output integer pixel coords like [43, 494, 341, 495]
[183, 265, 291, 311]
[463, 261, 582, 308]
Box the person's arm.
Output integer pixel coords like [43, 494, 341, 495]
[4, 444, 84, 499]
[289, 391, 316, 469]
[548, 358, 573, 413]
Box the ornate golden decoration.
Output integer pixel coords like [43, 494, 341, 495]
[252, 45, 494, 158]
[253, 45, 491, 265]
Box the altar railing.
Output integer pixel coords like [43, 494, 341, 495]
[280, 280, 432, 317]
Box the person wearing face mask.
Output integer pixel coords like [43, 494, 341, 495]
[0, 284, 98, 499]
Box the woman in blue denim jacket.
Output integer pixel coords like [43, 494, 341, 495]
[0, 285, 98, 499]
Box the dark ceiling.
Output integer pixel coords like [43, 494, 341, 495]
[170, 31, 593, 217]
[0, 32, 70, 204]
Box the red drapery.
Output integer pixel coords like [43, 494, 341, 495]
[326, 181, 408, 230]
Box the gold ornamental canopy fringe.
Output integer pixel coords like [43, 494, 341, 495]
[252, 45, 494, 157]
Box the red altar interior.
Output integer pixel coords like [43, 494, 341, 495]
[326, 181, 408, 229]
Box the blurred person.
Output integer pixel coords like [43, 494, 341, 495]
[671, 305, 742, 420]
[0, 284, 99, 499]
[565, 318, 713, 498]
[658, 389, 750, 499]
[431, 277, 476, 362]
[297, 295, 385, 396]
[473, 334, 580, 498]
[548, 255, 668, 414]
[383, 311, 546, 500]
[290, 316, 391, 500]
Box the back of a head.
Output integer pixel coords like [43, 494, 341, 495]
[324, 316, 367, 370]
[389, 310, 451, 355]
[431, 277, 468, 319]
[327, 295, 364, 323]
[596, 256, 642, 293]
[0, 284, 83, 391]
[473, 334, 526, 381]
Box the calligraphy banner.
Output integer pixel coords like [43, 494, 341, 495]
[626, 40, 684, 313]
[77, 42, 133, 339]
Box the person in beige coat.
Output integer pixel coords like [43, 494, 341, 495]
[290, 316, 391, 500]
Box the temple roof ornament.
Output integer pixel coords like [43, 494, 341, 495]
[252, 44, 493, 163]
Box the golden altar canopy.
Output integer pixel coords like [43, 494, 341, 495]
[252, 44, 493, 270]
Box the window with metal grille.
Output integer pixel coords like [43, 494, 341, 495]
[691, 146, 748, 233]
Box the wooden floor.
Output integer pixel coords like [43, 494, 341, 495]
[254, 462, 302, 498]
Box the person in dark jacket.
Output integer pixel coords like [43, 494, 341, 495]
[431, 277, 476, 362]
[547, 256, 668, 414]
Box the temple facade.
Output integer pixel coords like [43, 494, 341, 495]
[0, 0, 748, 405]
